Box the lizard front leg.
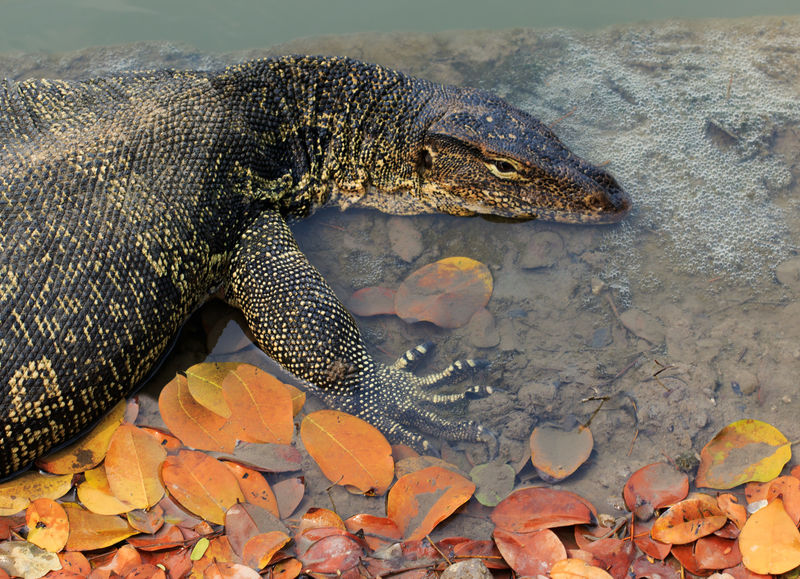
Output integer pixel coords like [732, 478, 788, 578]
[227, 209, 495, 452]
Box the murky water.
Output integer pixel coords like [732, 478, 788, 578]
[2, 11, 799, 520]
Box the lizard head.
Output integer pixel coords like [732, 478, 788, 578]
[410, 88, 631, 224]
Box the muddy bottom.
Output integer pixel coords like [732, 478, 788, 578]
[4, 15, 799, 532]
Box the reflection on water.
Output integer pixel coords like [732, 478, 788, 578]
[2, 15, 799, 510]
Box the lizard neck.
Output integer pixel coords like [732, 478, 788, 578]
[213, 56, 436, 217]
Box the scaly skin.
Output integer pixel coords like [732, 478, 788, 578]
[0, 55, 630, 478]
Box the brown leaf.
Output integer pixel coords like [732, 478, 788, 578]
[300, 410, 394, 495]
[491, 487, 596, 533]
[529, 420, 593, 482]
[242, 531, 291, 570]
[221, 364, 294, 444]
[492, 528, 566, 576]
[623, 462, 689, 516]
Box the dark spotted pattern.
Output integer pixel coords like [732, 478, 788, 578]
[0, 56, 629, 478]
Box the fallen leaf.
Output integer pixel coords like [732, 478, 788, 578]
[126, 505, 165, 534]
[202, 561, 260, 578]
[63, 503, 138, 551]
[629, 519, 671, 560]
[717, 493, 747, 530]
[25, 499, 69, 553]
[270, 558, 303, 579]
[90, 543, 141, 576]
[105, 424, 166, 509]
[550, 558, 614, 579]
[35, 400, 126, 474]
[222, 461, 279, 517]
[126, 523, 185, 551]
[161, 450, 245, 525]
[299, 534, 363, 574]
[0, 541, 61, 578]
[300, 410, 394, 495]
[491, 487, 596, 533]
[224, 502, 289, 557]
[221, 364, 294, 444]
[650, 493, 727, 544]
[470, 462, 515, 507]
[387, 465, 475, 541]
[344, 514, 402, 551]
[696, 419, 791, 489]
[695, 535, 742, 571]
[623, 462, 689, 517]
[492, 528, 566, 576]
[395, 256, 493, 328]
[529, 420, 593, 482]
[242, 531, 290, 570]
[271, 477, 305, 520]
[77, 465, 135, 515]
[739, 498, 800, 574]
[0, 472, 73, 516]
[766, 475, 800, 525]
[158, 374, 239, 453]
[186, 362, 240, 417]
[57, 551, 91, 576]
[347, 286, 397, 317]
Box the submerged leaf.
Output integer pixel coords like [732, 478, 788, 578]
[650, 493, 726, 544]
[395, 256, 493, 328]
[529, 420, 593, 482]
[346, 286, 397, 317]
[696, 419, 791, 489]
[623, 462, 689, 516]
[491, 487, 596, 533]
[0, 472, 73, 517]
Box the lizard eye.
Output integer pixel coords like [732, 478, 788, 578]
[485, 157, 521, 178]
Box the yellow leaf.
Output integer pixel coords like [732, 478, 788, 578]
[186, 362, 241, 418]
[696, 419, 791, 489]
[77, 465, 136, 515]
[740, 498, 800, 574]
[0, 472, 73, 516]
[550, 558, 614, 579]
[222, 364, 294, 444]
[63, 503, 138, 551]
[104, 424, 166, 509]
[36, 400, 126, 474]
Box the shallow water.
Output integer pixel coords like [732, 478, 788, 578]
[2, 14, 800, 521]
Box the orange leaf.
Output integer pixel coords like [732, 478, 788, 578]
[550, 558, 614, 579]
[126, 505, 165, 534]
[139, 427, 183, 453]
[300, 410, 394, 495]
[530, 421, 593, 482]
[77, 465, 135, 516]
[25, 498, 69, 552]
[63, 503, 138, 551]
[628, 519, 670, 560]
[623, 462, 689, 516]
[222, 364, 294, 444]
[105, 424, 166, 509]
[767, 475, 800, 525]
[492, 528, 566, 576]
[270, 558, 303, 579]
[491, 487, 596, 533]
[127, 524, 186, 551]
[347, 286, 397, 317]
[739, 498, 800, 574]
[0, 472, 73, 516]
[57, 551, 90, 576]
[718, 493, 748, 530]
[696, 419, 791, 489]
[387, 465, 475, 541]
[223, 461, 279, 517]
[202, 562, 260, 578]
[35, 400, 125, 474]
[91, 544, 142, 576]
[395, 256, 493, 328]
[158, 374, 239, 453]
[242, 531, 291, 570]
[191, 536, 238, 575]
[650, 493, 726, 544]
[161, 450, 245, 525]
